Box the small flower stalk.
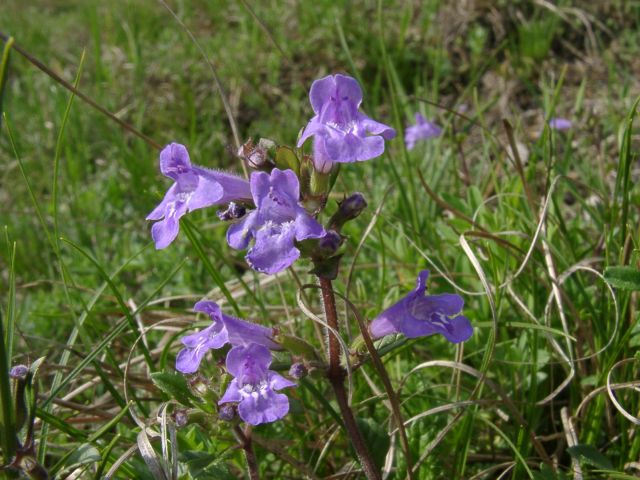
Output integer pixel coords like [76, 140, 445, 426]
[143, 73, 473, 479]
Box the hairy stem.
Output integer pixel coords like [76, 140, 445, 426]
[319, 277, 381, 480]
[233, 425, 259, 480]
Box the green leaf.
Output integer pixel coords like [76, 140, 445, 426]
[604, 266, 640, 290]
[63, 443, 101, 470]
[567, 444, 614, 470]
[274, 146, 300, 175]
[276, 334, 321, 360]
[532, 463, 570, 480]
[356, 417, 390, 470]
[0, 36, 15, 130]
[182, 451, 236, 480]
[151, 372, 201, 408]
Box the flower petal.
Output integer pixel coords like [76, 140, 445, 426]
[415, 293, 464, 317]
[311, 136, 334, 173]
[269, 371, 296, 391]
[238, 389, 290, 425]
[187, 174, 224, 211]
[334, 74, 363, 109]
[249, 170, 272, 207]
[223, 315, 279, 349]
[404, 118, 441, 150]
[219, 379, 242, 404]
[309, 75, 337, 114]
[355, 135, 386, 162]
[146, 184, 177, 221]
[180, 322, 227, 349]
[160, 143, 192, 181]
[549, 117, 572, 131]
[225, 344, 272, 378]
[175, 345, 208, 374]
[194, 300, 222, 318]
[246, 222, 300, 274]
[415, 270, 430, 292]
[324, 131, 363, 163]
[150, 201, 188, 249]
[369, 301, 405, 339]
[193, 167, 252, 206]
[270, 168, 300, 205]
[294, 210, 325, 241]
[227, 211, 258, 250]
[358, 113, 396, 140]
[297, 116, 325, 147]
[441, 315, 473, 343]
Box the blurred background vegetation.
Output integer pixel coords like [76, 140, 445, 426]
[1, 0, 639, 478]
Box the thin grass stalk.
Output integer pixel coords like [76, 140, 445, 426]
[0, 31, 161, 150]
[0, 35, 14, 130]
[0, 311, 17, 469]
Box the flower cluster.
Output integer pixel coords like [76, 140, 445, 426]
[146, 74, 473, 428]
[176, 301, 292, 425]
[226, 168, 325, 274]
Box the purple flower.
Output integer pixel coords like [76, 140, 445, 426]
[404, 113, 442, 150]
[9, 365, 28, 379]
[147, 143, 252, 249]
[548, 117, 572, 131]
[176, 301, 278, 374]
[219, 344, 295, 425]
[297, 74, 396, 173]
[369, 270, 472, 343]
[226, 168, 325, 274]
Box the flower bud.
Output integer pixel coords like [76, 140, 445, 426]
[238, 138, 275, 169]
[288, 362, 308, 379]
[318, 230, 342, 255]
[188, 375, 210, 397]
[328, 193, 368, 230]
[216, 202, 246, 221]
[173, 409, 188, 428]
[10, 365, 28, 380]
[218, 404, 237, 422]
[340, 193, 367, 219]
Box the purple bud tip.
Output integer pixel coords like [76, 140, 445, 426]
[329, 193, 368, 230]
[174, 410, 188, 427]
[288, 362, 308, 379]
[319, 230, 342, 254]
[217, 202, 247, 221]
[10, 365, 28, 379]
[340, 193, 367, 219]
[218, 404, 237, 422]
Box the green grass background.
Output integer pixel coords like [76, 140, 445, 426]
[1, 0, 640, 478]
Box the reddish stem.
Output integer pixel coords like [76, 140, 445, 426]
[319, 277, 381, 480]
